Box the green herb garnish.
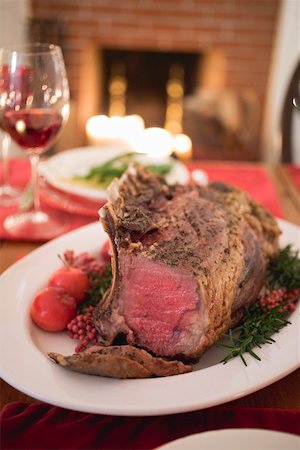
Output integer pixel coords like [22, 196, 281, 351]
[78, 264, 113, 313]
[219, 303, 291, 366]
[266, 245, 300, 290]
[146, 163, 172, 176]
[218, 245, 300, 365]
[73, 152, 172, 188]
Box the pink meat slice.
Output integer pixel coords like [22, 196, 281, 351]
[119, 253, 199, 355]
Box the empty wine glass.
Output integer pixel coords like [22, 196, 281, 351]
[0, 43, 70, 239]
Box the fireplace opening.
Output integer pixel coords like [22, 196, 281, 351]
[100, 48, 201, 131]
[97, 47, 260, 160]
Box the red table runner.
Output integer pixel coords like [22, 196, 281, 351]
[1, 402, 299, 450]
[188, 162, 283, 217]
[286, 164, 300, 192]
[0, 159, 284, 242]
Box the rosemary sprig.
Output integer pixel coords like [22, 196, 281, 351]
[219, 303, 291, 365]
[78, 264, 113, 313]
[218, 245, 299, 366]
[74, 152, 172, 187]
[266, 245, 300, 290]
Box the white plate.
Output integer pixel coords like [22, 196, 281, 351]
[40, 146, 190, 200]
[0, 219, 299, 416]
[157, 429, 299, 450]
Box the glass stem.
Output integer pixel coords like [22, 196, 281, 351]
[29, 153, 41, 212]
[1, 133, 10, 189]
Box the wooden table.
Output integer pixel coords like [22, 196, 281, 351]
[1, 165, 300, 411]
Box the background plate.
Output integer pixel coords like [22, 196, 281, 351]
[157, 429, 299, 450]
[40, 146, 190, 200]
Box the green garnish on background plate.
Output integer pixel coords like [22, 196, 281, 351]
[72, 152, 172, 189]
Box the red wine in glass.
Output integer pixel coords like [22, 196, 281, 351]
[3, 109, 63, 152]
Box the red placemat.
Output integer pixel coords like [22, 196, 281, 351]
[0, 159, 283, 242]
[187, 162, 283, 218]
[0, 402, 299, 450]
[0, 159, 99, 242]
[286, 164, 300, 192]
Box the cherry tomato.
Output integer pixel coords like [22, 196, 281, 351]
[48, 267, 90, 303]
[30, 287, 77, 332]
[101, 240, 112, 262]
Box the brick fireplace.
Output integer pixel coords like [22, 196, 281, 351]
[30, 0, 280, 160]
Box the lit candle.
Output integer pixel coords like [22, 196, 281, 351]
[123, 114, 145, 133]
[86, 115, 111, 145]
[173, 133, 192, 160]
[108, 116, 125, 140]
[86, 114, 145, 147]
[134, 127, 174, 158]
[121, 115, 145, 150]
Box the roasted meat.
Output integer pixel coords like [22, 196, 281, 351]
[94, 166, 280, 362]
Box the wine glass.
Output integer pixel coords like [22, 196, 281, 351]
[0, 43, 70, 239]
[0, 65, 23, 206]
[0, 132, 22, 206]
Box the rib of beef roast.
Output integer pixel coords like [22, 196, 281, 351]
[93, 166, 280, 362]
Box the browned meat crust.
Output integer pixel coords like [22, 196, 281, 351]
[94, 166, 280, 361]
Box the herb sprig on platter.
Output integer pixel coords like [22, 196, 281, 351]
[78, 264, 113, 313]
[266, 244, 300, 290]
[218, 245, 300, 366]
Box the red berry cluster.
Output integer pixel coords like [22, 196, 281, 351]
[63, 250, 105, 278]
[259, 288, 299, 313]
[67, 306, 98, 352]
